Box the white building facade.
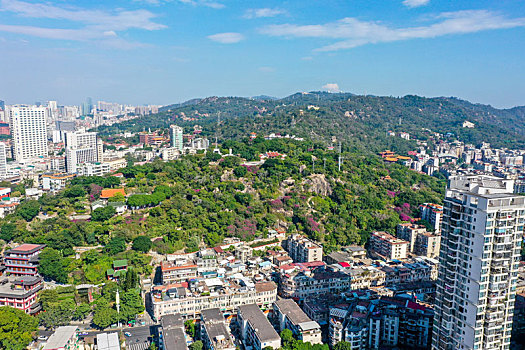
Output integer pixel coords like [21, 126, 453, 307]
[432, 175, 524, 350]
[10, 105, 49, 161]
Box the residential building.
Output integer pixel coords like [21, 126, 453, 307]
[150, 280, 277, 320]
[419, 203, 443, 232]
[161, 147, 182, 161]
[415, 231, 441, 259]
[234, 244, 253, 263]
[432, 175, 524, 350]
[200, 308, 236, 350]
[328, 296, 433, 350]
[42, 173, 75, 191]
[170, 125, 184, 150]
[161, 260, 198, 284]
[75, 162, 111, 177]
[325, 246, 367, 265]
[43, 326, 79, 350]
[369, 232, 409, 261]
[96, 333, 120, 350]
[273, 299, 322, 344]
[10, 105, 49, 161]
[279, 264, 353, 300]
[4, 243, 46, 276]
[396, 223, 441, 258]
[0, 143, 6, 179]
[396, 223, 426, 253]
[283, 234, 323, 263]
[159, 314, 188, 350]
[237, 304, 281, 350]
[64, 130, 102, 173]
[0, 275, 42, 314]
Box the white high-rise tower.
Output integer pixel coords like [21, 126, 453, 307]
[432, 175, 524, 350]
[10, 105, 49, 161]
[170, 125, 183, 151]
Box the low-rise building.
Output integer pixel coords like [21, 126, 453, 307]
[150, 279, 277, 320]
[279, 265, 352, 300]
[161, 260, 198, 285]
[237, 304, 281, 350]
[42, 173, 75, 191]
[3, 243, 46, 276]
[283, 234, 323, 263]
[106, 260, 128, 281]
[273, 299, 322, 344]
[0, 275, 42, 314]
[159, 314, 188, 350]
[96, 333, 120, 350]
[200, 308, 235, 350]
[43, 326, 79, 350]
[328, 296, 433, 350]
[414, 231, 441, 259]
[369, 232, 409, 261]
[419, 203, 443, 232]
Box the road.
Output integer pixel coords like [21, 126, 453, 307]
[124, 325, 158, 350]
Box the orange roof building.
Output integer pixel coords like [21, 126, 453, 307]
[100, 188, 126, 199]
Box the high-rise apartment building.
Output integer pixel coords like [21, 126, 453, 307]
[64, 130, 102, 173]
[10, 105, 49, 161]
[0, 143, 6, 179]
[432, 175, 524, 350]
[170, 125, 184, 151]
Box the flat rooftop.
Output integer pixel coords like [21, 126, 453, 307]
[96, 332, 120, 350]
[164, 327, 187, 350]
[274, 299, 312, 326]
[238, 304, 280, 343]
[43, 326, 78, 350]
[201, 308, 224, 324]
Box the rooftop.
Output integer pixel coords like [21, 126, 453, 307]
[238, 304, 280, 343]
[201, 308, 224, 324]
[100, 188, 126, 199]
[43, 326, 78, 350]
[274, 299, 313, 326]
[96, 332, 120, 350]
[6, 243, 46, 254]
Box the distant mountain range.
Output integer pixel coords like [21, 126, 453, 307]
[100, 92, 525, 152]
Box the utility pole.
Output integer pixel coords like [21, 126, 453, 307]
[338, 142, 343, 171]
[323, 158, 326, 171]
[116, 288, 120, 328]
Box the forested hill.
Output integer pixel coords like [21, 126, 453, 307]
[98, 92, 525, 150]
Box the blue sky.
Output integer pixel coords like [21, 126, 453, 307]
[1, 0, 525, 108]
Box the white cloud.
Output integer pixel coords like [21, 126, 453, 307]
[0, 0, 166, 48]
[260, 10, 525, 51]
[258, 66, 275, 72]
[135, 0, 224, 8]
[207, 32, 244, 43]
[301, 56, 313, 61]
[244, 8, 286, 19]
[403, 0, 430, 8]
[322, 83, 340, 93]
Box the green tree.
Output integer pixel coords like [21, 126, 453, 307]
[92, 206, 116, 222]
[184, 320, 195, 338]
[189, 341, 203, 350]
[92, 307, 118, 329]
[108, 192, 125, 202]
[17, 200, 40, 221]
[73, 303, 91, 321]
[132, 236, 152, 253]
[334, 342, 353, 350]
[106, 237, 126, 255]
[64, 185, 87, 198]
[0, 307, 38, 350]
[280, 329, 294, 344]
[38, 248, 68, 284]
[39, 300, 75, 330]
